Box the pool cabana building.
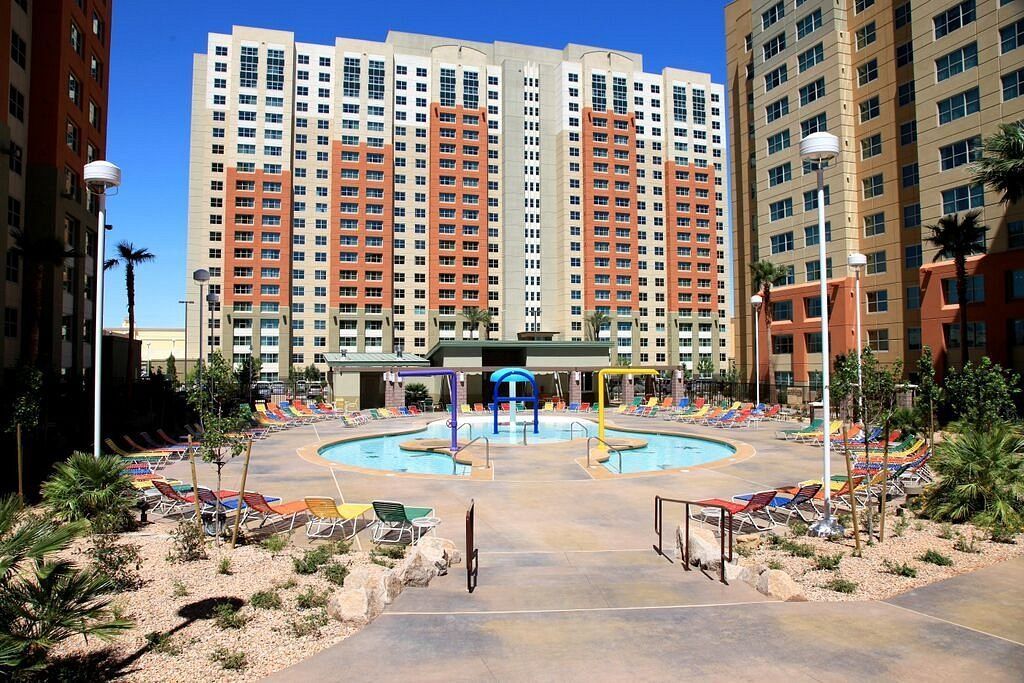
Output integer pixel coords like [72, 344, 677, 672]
[324, 340, 623, 410]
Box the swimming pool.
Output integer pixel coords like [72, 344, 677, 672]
[316, 415, 735, 476]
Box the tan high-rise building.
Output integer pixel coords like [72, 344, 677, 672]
[186, 28, 731, 382]
[727, 0, 1024, 391]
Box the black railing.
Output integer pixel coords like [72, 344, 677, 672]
[653, 495, 734, 585]
[466, 498, 478, 593]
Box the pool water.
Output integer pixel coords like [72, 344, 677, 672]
[317, 415, 734, 476]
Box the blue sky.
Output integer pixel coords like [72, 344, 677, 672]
[106, 0, 728, 328]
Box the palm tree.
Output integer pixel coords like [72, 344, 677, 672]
[585, 311, 611, 341]
[748, 259, 789, 383]
[460, 306, 491, 340]
[926, 211, 987, 372]
[972, 119, 1024, 204]
[10, 229, 76, 367]
[104, 242, 155, 385]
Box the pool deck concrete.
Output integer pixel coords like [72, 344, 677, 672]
[159, 412, 1024, 681]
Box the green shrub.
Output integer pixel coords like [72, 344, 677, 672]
[919, 549, 953, 567]
[295, 587, 330, 610]
[217, 557, 232, 575]
[913, 521, 925, 532]
[778, 539, 816, 558]
[167, 519, 207, 563]
[212, 601, 247, 629]
[823, 578, 857, 594]
[210, 647, 247, 670]
[288, 609, 329, 638]
[892, 517, 909, 538]
[371, 544, 406, 560]
[275, 577, 298, 590]
[882, 559, 917, 578]
[260, 534, 289, 554]
[249, 589, 282, 610]
[937, 523, 954, 540]
[953, 533, 980, 553]
[171, 580, 189, 598]
[0, 496, 131, 671]
[814, 553, 842, 571]
[767, 559, 784, 570]
[144, 631, 181, 655]
[41, 452, 137, 531]
[87, 534, 143, 592]
[922, 422, 1024, 536]
[322, 562, 348, 586]
[293, 545, 333, 575]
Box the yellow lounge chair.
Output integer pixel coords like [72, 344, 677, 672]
[304, 496, 373, 539]
[542, 401, 554, 412]
[460, 404, 472, 414]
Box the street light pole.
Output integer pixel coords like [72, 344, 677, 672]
[801, 132, 842, 538]
[84, 160, 121, 459]
[178, 299, 194, 377]
[192, 270, 210, 412]
[750, 294, 763, 405]
[848, 253, 867, 427]
[206, 291, 219, 359]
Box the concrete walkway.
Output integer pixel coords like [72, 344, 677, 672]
[158, 414, 1024, 681]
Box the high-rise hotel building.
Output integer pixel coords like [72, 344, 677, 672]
[186, 28, 730, 381]
[727, 0, 1024, 385]
[2, 0, 111, 377]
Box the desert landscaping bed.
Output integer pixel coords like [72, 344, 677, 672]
[46, 528, 453, 681]
[733, 516, 1024, 602]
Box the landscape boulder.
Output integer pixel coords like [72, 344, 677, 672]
[346, 563, 403, 605]
[676, 524, 724, 570]
[755, 569, 807, 602]
[419, 536, 462, 566]
[327, 587, 379, 625]
[398, 539, 449, 586]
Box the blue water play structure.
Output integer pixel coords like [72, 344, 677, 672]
[490, 367, 539, 436]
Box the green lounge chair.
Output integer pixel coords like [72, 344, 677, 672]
[371, 500, 435, 544]
[774, 418, 823, 441]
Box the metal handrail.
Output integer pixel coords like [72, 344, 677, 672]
[522, 421, 529, 445]
[460, 435, 491, 470]
[466, 498, 478, 593]
[653, 495, 734, 585]
[586, 435, 625, 470]
[451, 422, 474, 441]
[568, 420, 591, 440]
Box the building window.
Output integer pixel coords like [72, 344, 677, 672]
[770, 230, 794, 252]
[903, 204, 921, 228]
[866, 290, 888, 313]
[765, 97, 789, 123]
[1002, 19, 1024, 54]
[900, 120, 917, 145]
[762, 1, 785, 30]
[896, 42, 914, 67]
[938, 87, 980, 124]
[9, 85, 25, 121]
[798, 43, 824, 73]
[764, 65, 788, 92]
[3, 308, 16, 338]
[933, 0, 976, 40]
[769, 200, 794, 223]
[859, 96, 880, 123]
[943, 275, 985, 304]
[941, 183, 984, 214]
[908, 328, 922, 350]
[894, 3, 912, 28]
[898, 81, 916, 106]
[936, 43, 978, 81]
[796, 9, 822, 39]
[867, 329, 889, 352]
[1009, 269, 1024, 299]
[864, 212, 886, 237]
[856, 22, 877, 50]
[905, 244, 922, 268]
[855, 0, 875, 14]
[1009, 220, 1024, 249]
[7, 197, 21, 229]
[772, 300, 793, 321]
[861, 133, 882, 159]
[902, 163, 919, 188]
[799, 78, 825, 106]
[772, 334, 794, 355]
[866, 250, 886, 275]
[800, 113, 827, 138]
[907, 286, 921, 310]
[944, 322, 985, 349]
[939, 136, 982, 170]
[862, 174, 884, 199]
[762, 33, 787, 62]
[857, 59, 878, 86]
[11, 30, 27, 69]
[1004, 69, 1024, 101]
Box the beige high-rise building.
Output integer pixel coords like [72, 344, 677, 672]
[727, 0, 1024, 392]
[186, 28, 731, 382]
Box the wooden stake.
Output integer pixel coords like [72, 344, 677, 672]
[878, 416, 891, 542]
[841, 427, 861, 553]
[16, 423, 24, 502]
[188, 437, 202, 522]
[230, 439, 253, 549]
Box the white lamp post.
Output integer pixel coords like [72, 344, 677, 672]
[206, 291, 219, 359]
[750, 294, 763, 405]
[848, 252, 867, 429]
[801, 132, 842, 538]
[84, 160, 121, 459]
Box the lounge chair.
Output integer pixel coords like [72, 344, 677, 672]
[580, 402, 591, 412]
[735, 483, 822, 524]
[304, 496, 373, 539]
[151, 480, 201, 516]
[542, 401, 555, 412]
[473, 403, 486, 413]
[240, 492, 308, 531]
[371, 500, 435, 544]
[690, 490, 778, 532]
[775, 418, 823, 440]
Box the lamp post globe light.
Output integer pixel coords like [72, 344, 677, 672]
[848, 252, 867, 433]
[800, 132, 843, 538]
[750, 294, 763, 406]
[84, 160, 121, 459]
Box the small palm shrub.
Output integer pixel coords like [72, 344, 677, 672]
[41, 453, 137, 532]
[919, 549, 953, 567]
[0, 496, 131, 672]
[882, 560, 917, 578]
[922, 422, 1024, 537]
[823, 577, 857, 594]
[814, 553, 842, 571]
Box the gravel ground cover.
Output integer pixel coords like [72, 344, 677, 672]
[47, 529, 385, 681]
[738, 516, 1024, 602]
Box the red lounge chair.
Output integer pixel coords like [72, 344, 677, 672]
[240, 492, 308, 531]
[690, 490, 777, 532]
